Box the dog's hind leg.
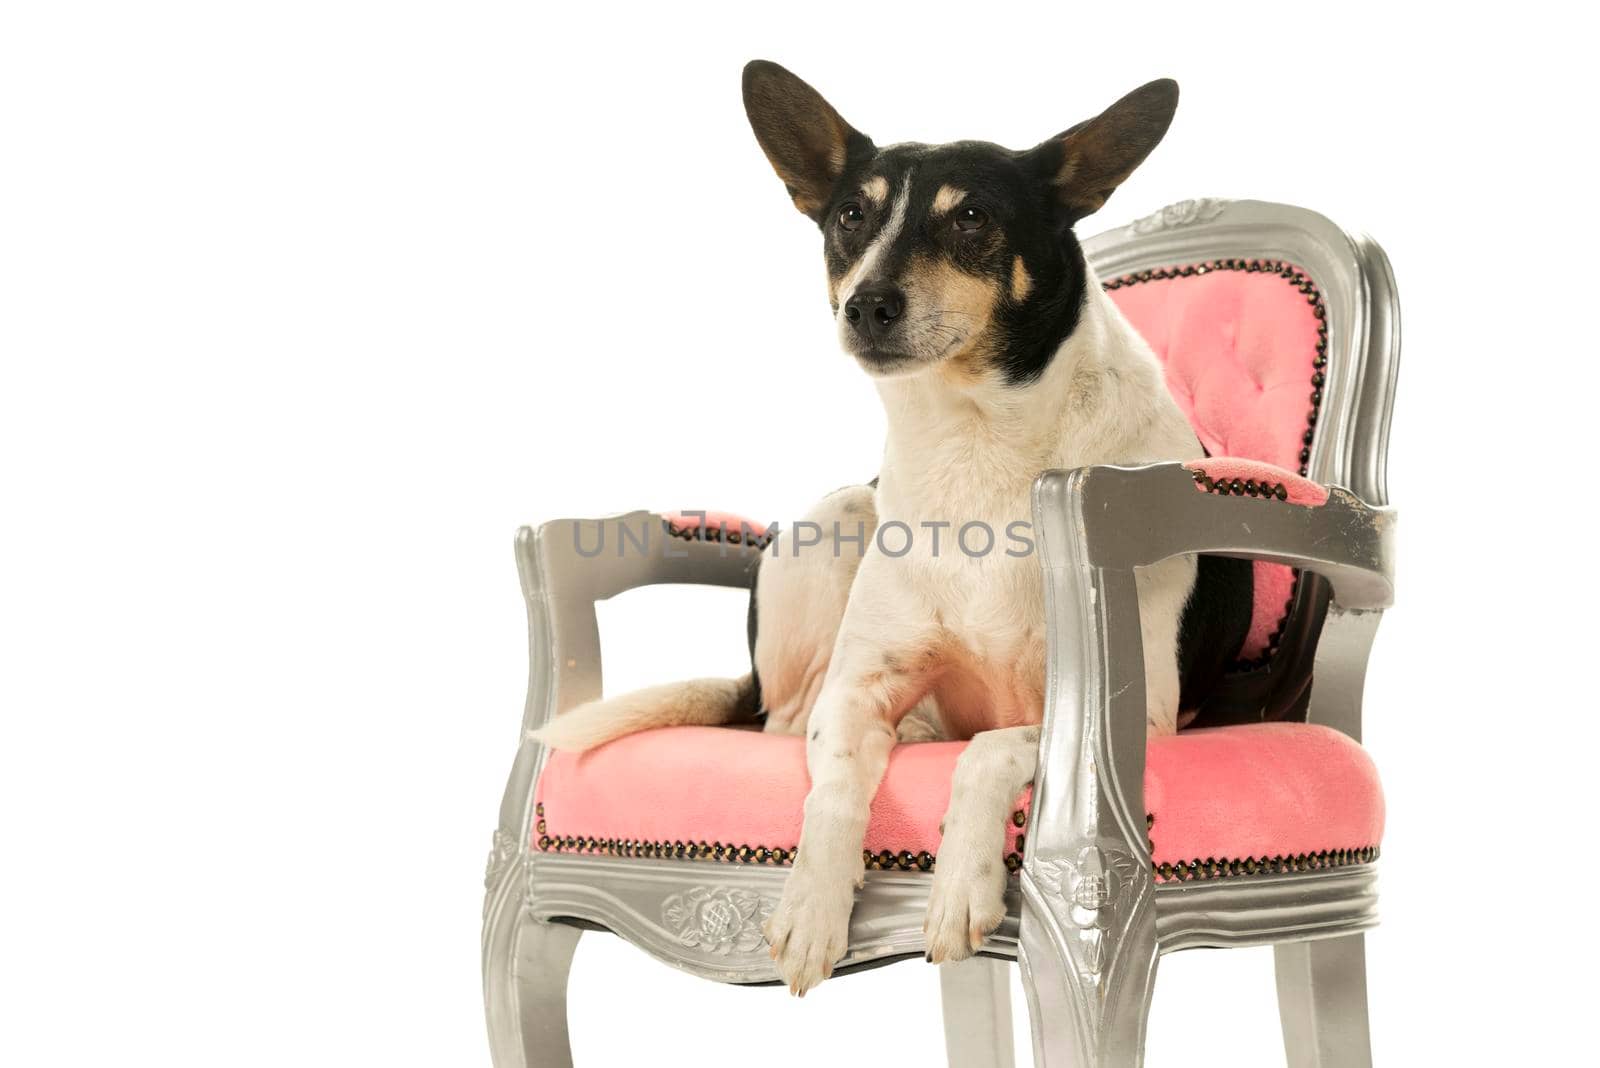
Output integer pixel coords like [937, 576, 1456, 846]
[1138, 554, 1196, 736]
[896, 697, 946, 742]
[754, 484, 877, 737]
[924, 724, 1040, 963]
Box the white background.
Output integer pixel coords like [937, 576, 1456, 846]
[3, 2, 1595, 1064]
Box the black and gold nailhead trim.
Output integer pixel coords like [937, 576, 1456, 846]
[1190, 469, 1292, 502]
[662, 518, 775, 551]
[864, 848, 938, 872]
[1153, 845, 1378, 884]
[537, 820, 1369, 885]
[539, 834, 953, 872]
[538, 814, 1027, 876]
[1105, 259, 1329, 670]
[1232, 569, 1303, 673]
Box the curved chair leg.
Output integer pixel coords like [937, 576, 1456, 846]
[1018, 894, 1159, 1067]
[485, 876, 582, 1068]
[940, 958, 1016, 1068]
[1274, 934, 1373, 1068]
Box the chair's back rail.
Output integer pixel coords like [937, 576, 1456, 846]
[1085, 200, 1400, 727]
[1083, 199, 1401, 508]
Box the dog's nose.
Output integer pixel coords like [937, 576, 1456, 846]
[844, 283, 905, 339]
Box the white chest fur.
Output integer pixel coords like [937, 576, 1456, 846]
[858, 276, 1201, 735]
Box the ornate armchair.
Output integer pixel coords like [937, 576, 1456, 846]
[482, 199, 1400, 1067]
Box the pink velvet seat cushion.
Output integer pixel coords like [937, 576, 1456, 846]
[534, 723, 1382, 881]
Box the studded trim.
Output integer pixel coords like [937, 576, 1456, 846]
[1153, 845, 1378, 884]
[1104, 259, 1329, 670]
[1000, 807, 1027, 873]
[1246, 570, 1304, 672]
[864, 848, 937, 872]
[662, 517, 775, 551]
[538, 805, 1375, 884]
[533, 802, 1028, 875]
[1190, 469, 1291, 501]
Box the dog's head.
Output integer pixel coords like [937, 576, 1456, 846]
[742, 61, 1177, 385]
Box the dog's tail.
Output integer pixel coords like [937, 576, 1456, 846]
[528, 674, 758, 753]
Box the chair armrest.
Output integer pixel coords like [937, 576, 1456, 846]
[1049, 460, 1394, 610]
[1016, 462, 1396, 1011]
[522, 509, 770, 729]
[491, 509, 769, 861]
[529, 509, 773, 604]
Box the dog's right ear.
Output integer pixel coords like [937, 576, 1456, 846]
[742, 60, 872, 224]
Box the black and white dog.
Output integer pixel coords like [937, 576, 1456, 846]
[536, 61, 1250, 995]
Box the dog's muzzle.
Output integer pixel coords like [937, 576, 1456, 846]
[843, 282, 905, 342]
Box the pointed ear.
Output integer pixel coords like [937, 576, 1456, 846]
[1030, 79, 1179, 225]
[742, 60, 872, 222]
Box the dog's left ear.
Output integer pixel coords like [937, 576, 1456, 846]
[1028, 79, 1179, 225]
[742, 60, 872, 223]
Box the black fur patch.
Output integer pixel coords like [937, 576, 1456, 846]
[744, 64, 1177, 387]
[1177, 555, 1255, 712]
[746, 553, 764, 719]
[818, 142, 1089, 385]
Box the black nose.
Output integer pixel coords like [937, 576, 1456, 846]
[844, 282, 905, 339]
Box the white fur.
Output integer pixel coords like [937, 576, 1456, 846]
[762, 271, 1201, 992]
[535, 266, 1202, 995]
[752, 487, 874, 737]
[924, 724, 1040, 962]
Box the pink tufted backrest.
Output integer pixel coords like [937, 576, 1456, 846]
[1107, 260, 1327, 665]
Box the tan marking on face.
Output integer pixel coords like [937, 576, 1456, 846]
[861, 175, 889, 205]
[931, 184, 968, 215]
[1010, 256, 1032, 302]
[901, 255, 1003, 383]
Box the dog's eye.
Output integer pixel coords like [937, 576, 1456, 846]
[838, 203, 865, 231]
[954, 206, 989, 232]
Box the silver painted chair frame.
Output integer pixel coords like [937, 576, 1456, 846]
[482, 199, 1400, 1067]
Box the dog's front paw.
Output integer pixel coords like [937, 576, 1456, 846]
[923, 848, 1008, 964]
[763, 866, 854, 996]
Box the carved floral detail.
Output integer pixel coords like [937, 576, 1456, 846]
[661, 887, 773, 955]
[1035, 844, 1144, 975]
[484, 828, 519, 889]
[1128, 197, 1228, 235]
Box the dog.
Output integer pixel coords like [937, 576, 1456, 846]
[533, 61, 1251, 995]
